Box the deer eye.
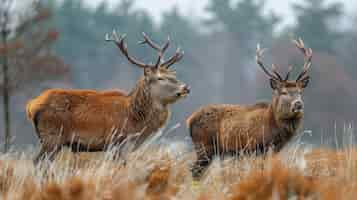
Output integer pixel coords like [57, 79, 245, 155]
[157, 77, 165, 81]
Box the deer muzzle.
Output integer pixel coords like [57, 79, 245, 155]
[177, 85, 190, 97]
[291, 100, 304, 114]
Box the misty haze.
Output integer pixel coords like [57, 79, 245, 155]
[1, 0, 357, 199]
[1, 0, 355, 148]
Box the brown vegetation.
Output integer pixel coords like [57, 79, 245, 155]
[0, 145, 357, 199]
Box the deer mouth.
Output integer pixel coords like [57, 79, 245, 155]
[176, 86, 190, 97]
[284, 112, 303, 121]
[176, 92, 188, 98]
[283, 112, 303, 129]
[283, 116, 302, 131]
[282, 112, 303, 122]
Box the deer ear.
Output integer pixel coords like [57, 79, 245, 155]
[270, 79, 280, 90]
[299, 76, 310, 88]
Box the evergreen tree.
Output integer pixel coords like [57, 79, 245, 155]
[205, 0, 279, 102]
[292, 0, 342, 53]
[160, 6, 198, 46]
[206, 0, 279, 58]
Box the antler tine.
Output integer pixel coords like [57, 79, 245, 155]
[154, 36, 171, 68]
[293, 38, 312, 81]
[271, 64, 284, 81]
[105, 29, 123, 43]
[106, 29, 150, 68]
[255, 44, 281, 81]
[139, 32, 162, 51]
[140, 33, 173, 69]
[107, 30, 184, 69]
[162, 47, 184, 68]
[285, 65, 293, 81]
[154, 52, 163, 68]
[162, 36, 170, 53]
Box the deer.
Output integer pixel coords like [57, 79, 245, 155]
[26, 30, 190, 164]
[187, 39, 312, 179]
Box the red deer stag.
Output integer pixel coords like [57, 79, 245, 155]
[26, 31, 189, 164]
[187, 39, 312, 179]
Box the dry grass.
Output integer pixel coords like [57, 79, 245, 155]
[1, 142, 357, 199]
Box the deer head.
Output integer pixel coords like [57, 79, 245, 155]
[256, 38, 312, 121]
[106, 30, 190, 105]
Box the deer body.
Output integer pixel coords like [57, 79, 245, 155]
[27, 31, 189, 164]
[188, 39, 312, 179]
[27, 82, 169, 149]
[188, 99, 302, 155]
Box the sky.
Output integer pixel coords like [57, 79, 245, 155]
[86, 0, 357, 28]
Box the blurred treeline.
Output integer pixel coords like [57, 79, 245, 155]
[2, 0, 357, 148]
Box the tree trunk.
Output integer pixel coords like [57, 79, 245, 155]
[1, 29, 11, 152]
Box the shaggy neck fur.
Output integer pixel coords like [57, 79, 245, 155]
[128, 79, 169, 133]
[267, 96, 302, 151]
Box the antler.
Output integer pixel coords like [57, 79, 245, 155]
[293, 38, 312, 81]
[105, 30, 151, 68]
[106, 30, 184, 69]
[162, 47, 184, 68]
[256, 44, 283, 81]
[139, 32, 184, 69]
[139, 32, 166, 52]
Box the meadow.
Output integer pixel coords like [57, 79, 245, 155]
[0, 129, 357, 200]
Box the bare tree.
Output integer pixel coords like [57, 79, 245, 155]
[0, 0, 69, 152]
[0, 0, 13, 152]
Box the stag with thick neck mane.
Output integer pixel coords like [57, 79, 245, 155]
[26, 31, 190, 164]
[187, 39, 312, 179]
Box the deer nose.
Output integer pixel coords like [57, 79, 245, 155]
[292, 101, 303, 112]
[183, 85, 191, 94]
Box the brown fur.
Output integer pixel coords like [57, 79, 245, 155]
[27, 78, 173, 163]
[188, 83, 307, 179]
[27, 31, 189, 164]
[188, 39, 312, 179]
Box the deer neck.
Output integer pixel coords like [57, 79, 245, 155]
[268, 98, 302, 151]
[128, 80, 169, 129]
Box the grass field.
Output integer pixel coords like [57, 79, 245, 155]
[0, 138, 357, 199]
